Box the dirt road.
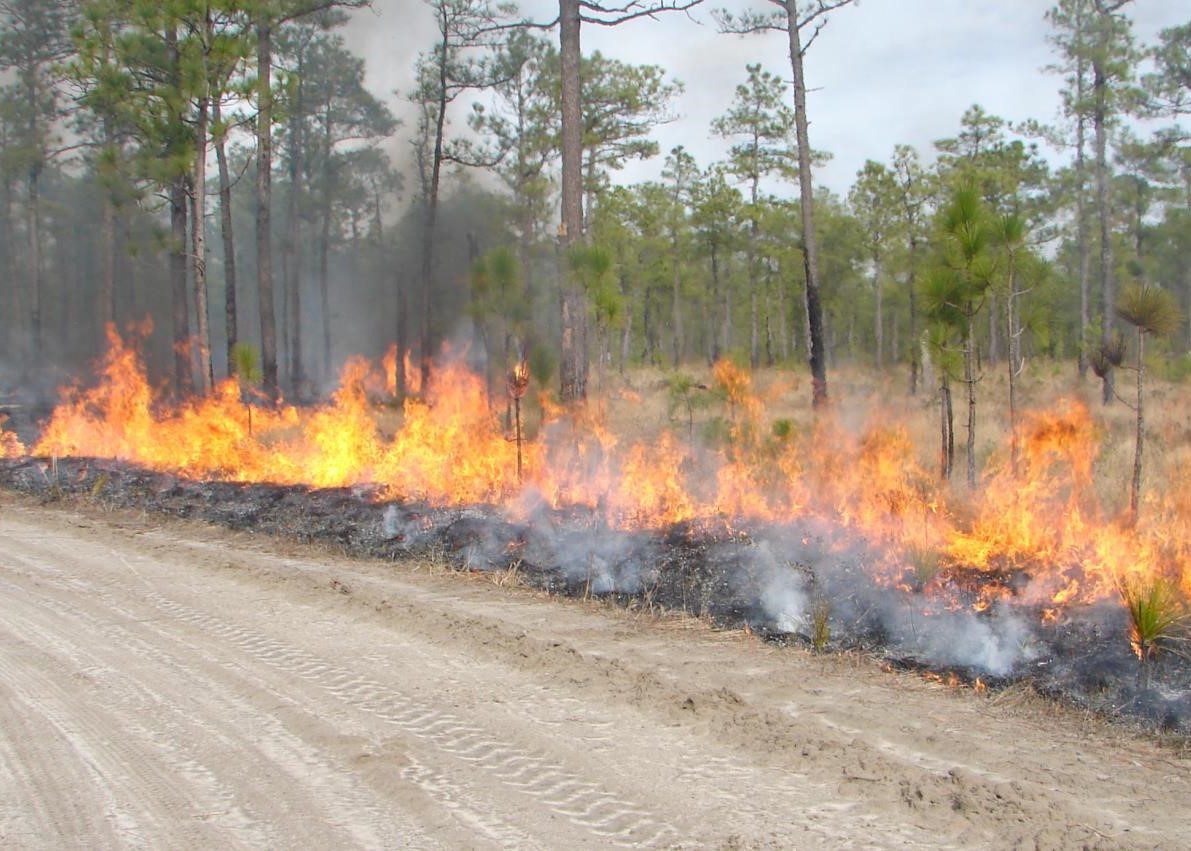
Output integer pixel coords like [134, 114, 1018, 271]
[0, 496, 1186, 849]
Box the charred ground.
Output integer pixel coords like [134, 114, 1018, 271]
[3, 454, 1186, 736]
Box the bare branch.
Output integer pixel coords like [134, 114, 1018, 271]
[795, 0, 856, 31]
[476, 15, 560, 35]
[581, 0, 703, 26]
[800, 18, 828, 54]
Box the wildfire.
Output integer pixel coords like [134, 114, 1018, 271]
[0, 415, 23, 459]
[18, 328, 1191, 617]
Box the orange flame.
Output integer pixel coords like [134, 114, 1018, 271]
[23, 335, 1190, 615]
[0, 414, 23, 459]
[404, 351, 423, 396]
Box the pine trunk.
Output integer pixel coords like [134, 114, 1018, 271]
[320, 179, 333, 381]
[170, 175, 192, 396]
[214, 99, 238, 377]
[99, 116, 116, 338]
[1007, 259, 1020, 477]
[193, 92, 214, 394]
[873, 260, 884, 370]
[784, 8, 828, 407]
[908, 237, 919, 394]
[671, 246, 683, 367]
[1130, 329, 1144, 521]
[965, 309, 977, 490]
[1093, 58, 1115, 406]
[285, 61, 306, 396]
[1075, 56, 1091, 378]
[558, 0, 588, 402]
[256, 20, 279, 398]
[26, 166, 43, 363]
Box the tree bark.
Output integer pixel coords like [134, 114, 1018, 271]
[168, 24, 191, 395]
[214, 99, 238, 377]
[99, 116, 116, 339]
[419, 13, 450, 387]
[1007, 255, 1020, 477]
[908, 237, 919, 394]
[285, 55, 306, 396]
[784, 5, 828, 407]
[395, 281, 408, 397]
[1093, 54, 1115, 406]
[940, 371, 954, 481]
[777, 276, 789, 361]
[256, 18, 279, 398]
[965, 308, 977, 490]
[320, 165, 333, 382]
[26, 166, 43, 364]
[170, 175, 192, 396]
[1, 176, 20, 359]
[641, 285, 653, 364]
[558, 0, 588, 401]
[619, 301, 632, 374]
[747, 171, 760, 370]
[671, 237, 683, 367]
[749, 288, 759, 368]
[873, 257, 883, 370]
[764, 285, 775, 366]
[1075, 3, 1091, 379]
[193, 90, 214, 394]
[1130, 328, 1144, 521]
[708, 243, 721, 362]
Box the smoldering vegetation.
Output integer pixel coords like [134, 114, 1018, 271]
[3, 453, 1186, 735]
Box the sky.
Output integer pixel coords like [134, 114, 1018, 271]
[342, 0, 1187, 197]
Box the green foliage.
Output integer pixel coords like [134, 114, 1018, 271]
[573, 51, 682, 195]
[569, 243, 623, 328]
[471, 245, 526, 322]
[666, 372, 711, 437]
[699, 416, 731, 447]
[527, 341, 555, 386]
[1091, 337, 1127, 378]
[231, 342, 262, 385]
[1116, 284, 1183, 338]
[1161, 353, 1191, 383]
[924, 184, 995, 334]
[712, 63, 798, 190]
[1118, 576, 1189, 669]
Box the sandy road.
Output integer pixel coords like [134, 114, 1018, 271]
[0, 496, 1187, 850]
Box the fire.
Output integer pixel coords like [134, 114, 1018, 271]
[19, 329, 1191, 618]
[0, 415, 23, 459]
[382, 344, 398, 397]
[405, 350, 423, 396]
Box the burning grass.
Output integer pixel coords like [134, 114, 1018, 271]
[6, 328, 1191, 731]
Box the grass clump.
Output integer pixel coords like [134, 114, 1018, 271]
[810, 598, 832, 652]
[1117, 576, 1189, 689]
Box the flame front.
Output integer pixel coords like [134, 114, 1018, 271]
[24, 329, 1190, 614]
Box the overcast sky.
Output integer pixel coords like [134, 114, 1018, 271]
[343, 0, 1186, 196]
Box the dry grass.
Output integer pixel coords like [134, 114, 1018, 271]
[584, 360, 1189, 517]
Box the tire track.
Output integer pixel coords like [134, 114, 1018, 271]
[139, 589, 678, 847]
[0, 567, 420, 849]
[1, 532, 676, 848]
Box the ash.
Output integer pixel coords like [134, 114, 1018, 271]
[3, 455, 1187, 734]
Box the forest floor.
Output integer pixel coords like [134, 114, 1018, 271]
[1, 492, 1189, 850]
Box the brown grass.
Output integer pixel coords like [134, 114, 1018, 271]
[584, 360, 1189, 517]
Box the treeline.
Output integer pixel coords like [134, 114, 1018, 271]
[0, 0, 1187, 408]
